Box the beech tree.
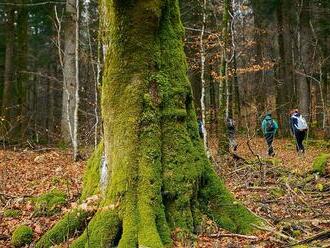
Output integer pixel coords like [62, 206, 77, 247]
[1, 7, 14, 136]
[61, 0, 80, 160]
[35, 1, 261, 247]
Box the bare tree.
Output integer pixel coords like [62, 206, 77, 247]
[61, 0, 79, 160]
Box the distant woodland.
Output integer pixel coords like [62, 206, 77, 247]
[0, 0, 329, 152]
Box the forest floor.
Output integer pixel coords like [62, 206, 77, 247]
[0, 137, 329, 248]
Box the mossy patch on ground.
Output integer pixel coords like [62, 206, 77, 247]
[306, 139, 330, 149]
[11, 225, 33, 247]
[4, 209, 21, 218]
[33, 189, 67, 216]
[312, 153, 330, 176]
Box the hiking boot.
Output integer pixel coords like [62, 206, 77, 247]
[298, 150, 304, 156]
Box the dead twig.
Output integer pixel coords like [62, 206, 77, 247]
[285, 182, 311, 208]
[251, 224, 297, 243]
[229, 151, 247, 162]
[209, 232, 258, 240]
[293, 230, 330, 245]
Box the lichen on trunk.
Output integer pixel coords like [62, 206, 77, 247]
[36, 1, 262, 247]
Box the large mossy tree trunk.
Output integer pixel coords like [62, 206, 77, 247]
[36, 1, 261, 247]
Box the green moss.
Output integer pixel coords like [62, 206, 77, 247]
[35, 142, 104, 248]
[200, 166, 263, 234]
[4, 209, 21, 218]
[11, 225, 33, 247]
[33, 189, 67, 216]
[312, 153, 330, 175]
[262, 158, 282, 166]
[35, 209, 90, 248]
[81, 141, 104, 200]
[247, 158, 282, 166]
[270, 187, 286, 197]
[37, 1, 264, 247]
[306, 139, 330, 148]
[71, 210, 121, 248]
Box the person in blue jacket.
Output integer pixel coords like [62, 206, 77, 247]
[261, 113, 279, 156]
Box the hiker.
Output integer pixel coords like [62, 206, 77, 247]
[290, 109, 308, 154]
[226, 117, 238, 151]
[261, 113, 279, 156]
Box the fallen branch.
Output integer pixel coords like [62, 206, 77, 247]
[296, 219, 330, 225]
[209, 232, 258, 240]
[234, 185, 276, 190]
[285, 182, 311, 208]
[229, 151, 247, 162]
[251, 224, 297, 242]
[0, 234, 9, 241]
[0, 192, 32, 199]
[294, 230, 330, 245]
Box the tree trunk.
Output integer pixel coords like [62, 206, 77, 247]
[200, 0, 210, 157]
[218, 0, 230, 154]
[276, 0, 295, 135]
[252, 1, 267, 117]
[231, 0, 241, 122]
[1, 7, 15, 138]
[296, 1, 311, 120]
[61, 0, 78, 145]
[36, 1, 261, 247]
[16, 2, 28, 139]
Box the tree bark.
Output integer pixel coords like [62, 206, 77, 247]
[276, 0, 295, 135]
[1, 7, 15, 138]
[218, 0, 231, 154]
[36, 1, 261, 247]
[61, 0, 79, 146]
[200, 0, 210, 157]
[16, 2, 28, 139]
[296, 1, 311, 120]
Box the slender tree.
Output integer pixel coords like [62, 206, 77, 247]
[296, 0, 311, 120]
[1, 7, 15, 137]
[276, 0, 295, 134]
[61, 0, 79, 160]
[217, 0, 231, 154]
[16, 1, 28, 139]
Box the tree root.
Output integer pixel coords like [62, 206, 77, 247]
[71, 209, 121, 248]
[35, 209, 91, 248]
[200, 166, 263, 234]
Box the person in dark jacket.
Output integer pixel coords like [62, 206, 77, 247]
[261, 113, 279, 156]
[226, 117, 238, 151]
[290, 109, 308, 154]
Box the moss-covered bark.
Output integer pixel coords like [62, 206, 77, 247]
[36, 1, 262, 247]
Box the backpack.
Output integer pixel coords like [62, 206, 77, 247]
[265, 119, 275, 132]
[227, 118, 235, 130]
[293, 115, 308, 131]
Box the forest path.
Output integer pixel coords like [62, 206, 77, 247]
[0, 138, 329, 247]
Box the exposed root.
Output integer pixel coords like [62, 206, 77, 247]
[200, 166, 263, 234]
[71, 209, 121, 248]
[35, 209, 91, 248]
